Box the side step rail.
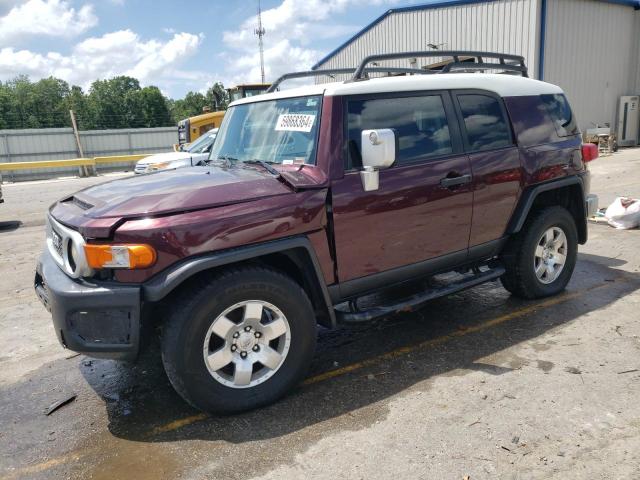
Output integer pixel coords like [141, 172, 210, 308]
[335, 265, 506, 323]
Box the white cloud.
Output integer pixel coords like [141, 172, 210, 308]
[221, 0, 399, 85]
[0, 0, 97, 44]
[0, 30, 204, 95]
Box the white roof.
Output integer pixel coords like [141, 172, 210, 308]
[229, 73, 563, 107]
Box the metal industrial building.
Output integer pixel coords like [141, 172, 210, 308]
[312, 0, 640, 140]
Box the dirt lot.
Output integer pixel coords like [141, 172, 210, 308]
[1, 152, 639, 480]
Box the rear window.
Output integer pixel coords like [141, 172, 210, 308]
[540, 94, 579, 137]
[457, 94, 513, 151]
[347, 94, 453, 168]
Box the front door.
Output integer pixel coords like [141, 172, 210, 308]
[331, 91, 473, 287]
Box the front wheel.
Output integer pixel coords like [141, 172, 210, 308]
[501, 206, 578, 299]
[161, 267, 317, 414]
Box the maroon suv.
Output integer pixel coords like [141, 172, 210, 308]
[35, 52, 599, 413]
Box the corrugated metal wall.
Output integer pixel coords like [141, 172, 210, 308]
[315, 0, 541, 79]
[543, 0, 640, 132]
[0, 126, 177, 182]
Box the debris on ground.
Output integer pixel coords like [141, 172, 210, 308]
[44, 394, 77, 415]
[565, 366, 582, 374]
[617, 369, 639, 375]
[604, 197, 640, 229]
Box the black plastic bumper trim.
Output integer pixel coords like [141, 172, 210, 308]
[35, 249, 141, 360]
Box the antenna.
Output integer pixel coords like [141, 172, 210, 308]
[254, 0, 266, 83]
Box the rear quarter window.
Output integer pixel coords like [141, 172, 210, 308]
[540, 94, 579, 137]
[457, 94, 513, 152]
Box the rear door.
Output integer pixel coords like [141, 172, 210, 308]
[331, 91, 474, 286]
[452, 90, 522, 248]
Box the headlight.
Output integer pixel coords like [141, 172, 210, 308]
[84, 244, 157, 269]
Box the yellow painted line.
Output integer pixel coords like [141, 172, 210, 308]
[0, 452, 83, 480]
[303, 289, 585, 385]
[93, 155, 148, 164]
[0, 158, 93, 171]
[149, 413, 208, 436]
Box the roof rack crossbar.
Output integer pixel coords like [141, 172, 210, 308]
[440, 62, 528, 75]
[352, 50, 528, 80]
[266, 66, 430, 93]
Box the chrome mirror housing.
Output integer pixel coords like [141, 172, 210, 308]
[360, 129, 396, 191]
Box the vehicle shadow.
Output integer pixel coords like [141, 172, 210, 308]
[80, 251, 640, 444]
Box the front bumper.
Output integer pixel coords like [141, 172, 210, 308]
[35, 249, 142, 360]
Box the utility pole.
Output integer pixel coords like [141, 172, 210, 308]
[254, 0, 266, 83]
[69, 110, 91, 177]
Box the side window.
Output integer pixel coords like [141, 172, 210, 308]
[347, 95, 453, 168]
[457, 94, 513, 151]
[540, 94, 579, 137]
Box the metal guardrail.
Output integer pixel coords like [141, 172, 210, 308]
[0, 154, 148, 173]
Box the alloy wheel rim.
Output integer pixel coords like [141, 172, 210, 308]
[202, 300, 291, 389]
[534, 226, 568, 284]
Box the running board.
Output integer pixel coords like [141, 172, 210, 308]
[335, 265, 505, 323]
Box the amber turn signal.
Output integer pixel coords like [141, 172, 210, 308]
[84, 244, 157, 269]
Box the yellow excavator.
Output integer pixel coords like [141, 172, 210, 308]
[177, 83, 271, 148]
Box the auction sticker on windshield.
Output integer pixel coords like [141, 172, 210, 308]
[275, 114, 315, 132]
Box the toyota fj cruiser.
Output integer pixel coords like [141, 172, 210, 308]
[35, 51, 599, 413]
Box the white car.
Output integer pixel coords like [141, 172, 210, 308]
[134, 129, 218, 174]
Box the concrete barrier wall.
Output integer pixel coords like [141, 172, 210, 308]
[0, 126, 177, 181]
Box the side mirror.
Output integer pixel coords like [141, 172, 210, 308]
[360, 129, 396, 191]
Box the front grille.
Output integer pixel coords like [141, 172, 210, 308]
[51, 226, 64, 258]
[45, 215, 92, 278]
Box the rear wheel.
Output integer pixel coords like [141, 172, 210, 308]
[501, 206, 578, 299]
[161, 267, 316, 414]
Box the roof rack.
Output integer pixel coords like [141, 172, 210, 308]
[266, 66, 429, 93]
[352, 51, 528, 80]
[265, 51, 528, 93]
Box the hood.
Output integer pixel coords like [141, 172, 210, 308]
[136, 151, 195, 165]
[53, 165, 293, 222]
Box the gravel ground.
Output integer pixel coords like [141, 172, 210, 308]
[0, 152, 639, 480]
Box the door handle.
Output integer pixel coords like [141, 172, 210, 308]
[440, 173, 472, 188]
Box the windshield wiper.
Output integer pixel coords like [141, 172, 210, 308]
[244, 159, 280, 177]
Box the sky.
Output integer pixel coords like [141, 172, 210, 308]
[0, 0, 424, 99]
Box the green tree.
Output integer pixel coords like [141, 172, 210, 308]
[5, 75, 40, 128]
[33, 77, 71, 128]
[65, 85, 93, 130]
[169, 91, 207, 123]
[138, 86, 173, 127]
[205, 82, 228, 111]
[0, 82, 11, 129]
[0, 74, 229, 130]
[88, 76, 142, 129]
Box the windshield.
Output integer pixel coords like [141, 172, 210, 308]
[209, 95, 322, 165]
[186, 130, 218, 153]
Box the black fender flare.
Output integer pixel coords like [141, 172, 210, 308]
[142, 236, 336, 328]
[506, 175, 587, 243]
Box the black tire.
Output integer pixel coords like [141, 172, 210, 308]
[500, 206, 578, 299]
[161, 266, 317, 414]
